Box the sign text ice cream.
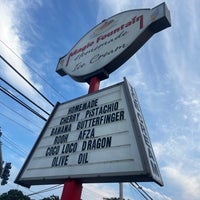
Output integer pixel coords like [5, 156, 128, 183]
[56, 3, 171, 82]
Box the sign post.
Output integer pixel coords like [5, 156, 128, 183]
[88, 77, 101, 94]
[61, 76, 101, 200]
[61, 180, 82, 200]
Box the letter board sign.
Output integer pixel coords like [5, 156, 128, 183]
[56, 3, 171, 82]
[15, 78, 163, 187]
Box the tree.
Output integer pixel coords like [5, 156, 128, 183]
[0, 189, 30, 200]
[42, 195, 60, 200]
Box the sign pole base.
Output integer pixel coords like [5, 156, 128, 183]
[61, 77, 100, 200]
[61, 180, 82, 200]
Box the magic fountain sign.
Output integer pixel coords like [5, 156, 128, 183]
[56, 2, 171, 82]
[15, 2, 171, 188]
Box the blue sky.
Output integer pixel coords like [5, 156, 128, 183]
[0, 0, 200, 199]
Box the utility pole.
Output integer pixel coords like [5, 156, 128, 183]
[119, 182, 123, 200]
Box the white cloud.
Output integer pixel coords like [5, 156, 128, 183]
[163, 166, 200, 200]
[83, 183, 114, 200]
[96, 2, 200, 200]
[153, 133, 200, 200]
[0, 0, 50, 111]
[0, 0, 30, 67]
[144, 187, 173, 200]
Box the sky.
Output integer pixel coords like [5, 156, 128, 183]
[0, 0, 200, 200]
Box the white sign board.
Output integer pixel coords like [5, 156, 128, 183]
[56, 3, 171, 82]
[15, 78, 163, 187]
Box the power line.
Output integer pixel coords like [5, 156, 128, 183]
[0, 54, 54, 107]
[27, 184, 63, 196]
[2, 134, 28, 155]
[6, 181, 45, 199]
[0, 85, 47, 121]
[0, 39, 66, 101]
[0, 100, 42, 130]
[22, 187, 46, 199]
[2, 142, 26, 158]
[0, 77, 50, 116]
[130, 183, 153, 200]
[135, 182, 153, 200]
[0, 42, 65, 199]
[130, 183, 149, 200]
[0, 112, 39, 134]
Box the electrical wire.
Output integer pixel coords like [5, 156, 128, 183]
[7, 177, 61, 199]
[0, 77, 50, 116]
[2, 134, 28, 155]
[0, 39, 66, 101]
[130, 183, 149, 200]
[2, 142, 26, 158]
[135, 182, 153, 200]
[130, 182, 153, 200]
[0, 112, 39, 135]
[0, 100, 42, 130]
[0, 85, 47, 121]
[6, 181, 45, 199]
[0, 42, 66, 199]
[0, 54, 54, 107]
[27, 184, 63, 196]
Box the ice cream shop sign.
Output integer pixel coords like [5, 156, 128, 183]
[15, 2, 171, 191]
[15, 78, 164, 187]
[56, 3, 171, 82]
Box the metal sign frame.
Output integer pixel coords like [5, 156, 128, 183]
[15, 78, 163, 187]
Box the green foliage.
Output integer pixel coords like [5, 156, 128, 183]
[42, 195, 60, 200]
[0, 190, 60, 200]
[0, 189, 30, 200]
